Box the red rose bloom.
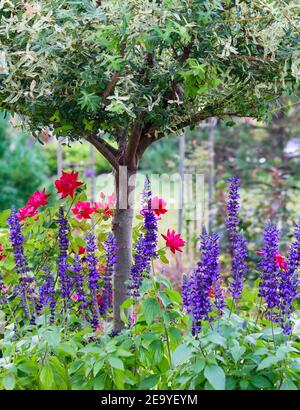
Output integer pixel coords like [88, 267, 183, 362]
[72, 201, 95, 220]
[161, 229, 186, 254]
[18, 205, 38, 222]
[0, 244, 6, 261]
[55, 170, 83, 199]
[27, 188, 50, 208]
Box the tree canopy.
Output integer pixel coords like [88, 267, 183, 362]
[0, 0, 299, 169]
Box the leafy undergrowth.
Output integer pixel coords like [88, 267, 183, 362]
[0, 277, 299, 391]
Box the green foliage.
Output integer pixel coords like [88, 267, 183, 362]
[0, 115, 50, 210]
[0, 280, 299, 390]
[0, 0, 299, 145]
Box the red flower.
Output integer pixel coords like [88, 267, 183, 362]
[208, 287, 214, 298]
[78, 246, 86, 255]
[71, 246, 86, 255]
[72, 201, 95, 220]
[18, 205, 38, 222]
[256, 250, 287, 271]
[0, 244, 6, 261]
[161, 229, 186, 254]
[275, 253, 287, 271]
[27, 188, 50, 208]
[151, 196, 168, 218]
[55, 170, 83, 199]
[94, 203, 113, 217]
[96, 289, 112, 306]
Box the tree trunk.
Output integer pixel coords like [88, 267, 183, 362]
[112, 168, 135, 332]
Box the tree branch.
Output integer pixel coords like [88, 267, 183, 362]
[85, 133, 119, 170]
[101, 42, 126, 105]
[102, 72, 120, 104]
[137, 111, 247, 158]
[124, 113, 145, 169]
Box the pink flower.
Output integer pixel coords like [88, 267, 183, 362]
[71, 293, 79, 302]
[161, 229, 186, 254]
[27, 188, 50, 208]
[72, 201, 95, 220]
[55, 170, 83, 199]
[150, 196, 168, 218]
[18, 205, 38, 222]
[94, 192, 115, 218]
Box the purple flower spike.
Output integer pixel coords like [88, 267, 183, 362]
[7, 207, 32, 320]
[226, 177, 247, 302]
[128, 177, 158, 297]
[182, 274, 191, 313]
[279, 220, 300, 334]
[226, 176, 241, 241]
[258, 222, 281, 322]
[188, 230, 224, 336]
[58, 207, 72, 301]
[86, 233, 100, 329]
[73, 254, 88, 313]
[36, 265, 56, 324]
[102, 233, 117, 315]
[129, 235, 147, 297]
[229, 233, 248, 301]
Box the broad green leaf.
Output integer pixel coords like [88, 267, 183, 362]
[280, 379, 298, 390]
[251, 375, 272, 389]
[112, 369, 125, 389]
[39, 364, 55, 390]
[108, 357, 124, 371]
[257, 356, 281, 371]
[150, 340, 164, 365]
[142, 297, 161, 325]
[43, 329, 61, 348]
[207, 332, 227, 348]
[139, 374, 160, 390]
[172, 344, 193, 367]
[166, 289, 182, 304]
[204, 364, 225, 390]
[230, 340, 246, 363]
[2, 373, 15, 390]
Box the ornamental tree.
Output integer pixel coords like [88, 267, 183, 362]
[0, 0, 299, 331]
